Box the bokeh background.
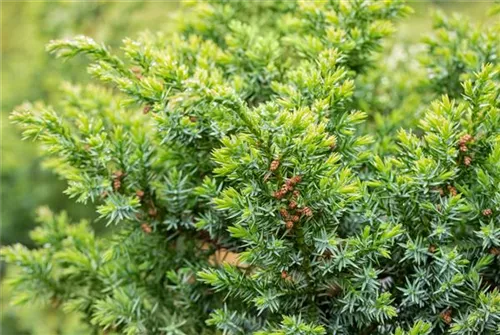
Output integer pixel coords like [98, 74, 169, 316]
[0, 1, 494, 334]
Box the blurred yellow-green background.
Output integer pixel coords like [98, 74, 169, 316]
[0, 1, 494, 334]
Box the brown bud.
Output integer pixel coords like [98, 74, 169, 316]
[289, 201, 297, 210]
[291, 175, 302, 185]
[447, 185, 457, 197]
[302, 207, 313, 217]
[464, 156, 472, 166]
[113, 179, 121, 191]
[273, 191, 284, 200]
[440, 309, 452, 325]
[148, 207, 158, 217]
[270, 160, 280, 172]
[293, 190, 300, 198]
[292, 215, 300, 222]
[285, 221, 294, 230]
[281, 270, 288, 279]
[459, 144, 468, 152]
[136, 190, 145, 198]
[482, 208, 493, 216]
[189, 116, 197, 122]
[141, 223, 152, 234]
[437, 188, 444, 196]
[279, 208, 289, 218]
[428, 244, 437, 253]
[489, 247, 500, 256]
[459, 134, 473, 145]
[143, 105, 152, 114]
[281, 184, 290, 193]
[284, 180, 295, 192]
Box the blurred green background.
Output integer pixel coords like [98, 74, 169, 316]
[0, 1, 494, 334]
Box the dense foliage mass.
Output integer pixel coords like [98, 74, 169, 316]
[1, 0, 177, 248]
[1, 4, 177, 332]
[3, 1, 499, 334]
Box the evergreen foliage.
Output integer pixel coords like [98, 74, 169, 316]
[1, 0, 177, 248]
[3, 1, 499, 334]
[1, 3, 176, 333]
